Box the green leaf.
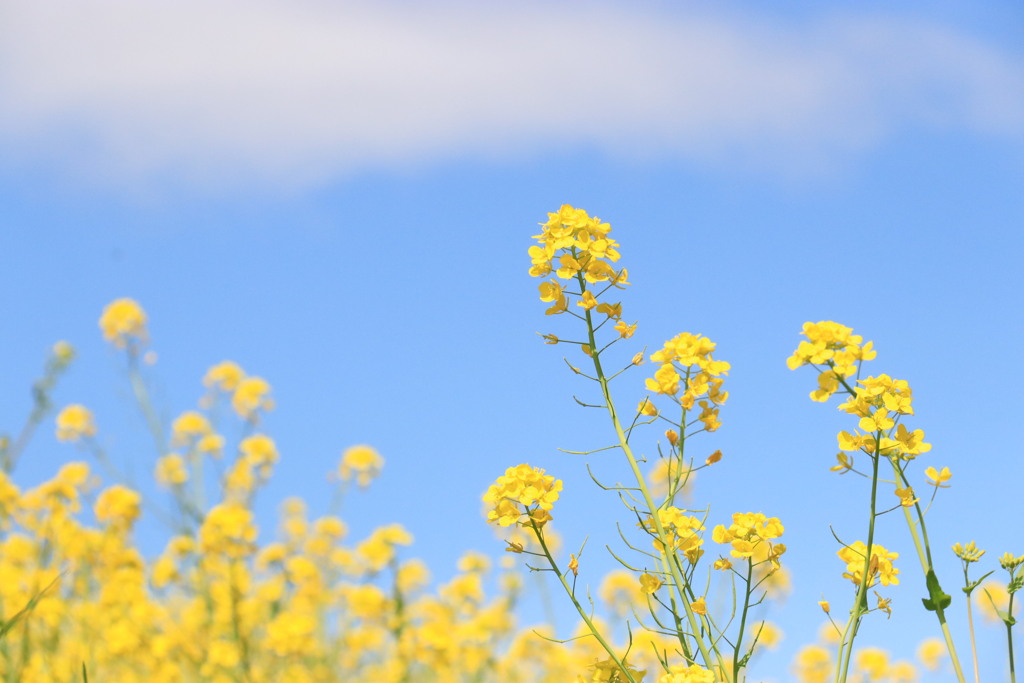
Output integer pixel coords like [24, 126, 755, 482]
[921, 569, 952, 612]
[963, 570, 996, 595]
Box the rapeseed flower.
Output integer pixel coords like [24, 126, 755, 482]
[339, 444, 384, 488]
[483, 464, 563, 528]
[99, 298, 147, 348]
[55, 404, 96, 442]
[838, 541, 899, 587]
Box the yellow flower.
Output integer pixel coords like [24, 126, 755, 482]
[52, 340, 75, 363]
[875, 590, 892, 618]
[855, 647, 889, 681]
[924, 466, 951, 487]
[916, 636, 945, 671]
[204, 360, 245, 391]
[837, 541, 899, 587]
[231, 376, 273, 419]
[893, 487, 918, 507]
[638, 398, 658, 417]
[639, 572, 663, 594]
[171, 411, 211, 446]
[645, 363, 681, 396]
[339, 445, 384, 488]
[614, 320, 637, 338]
[99, 298, 147, 348]
[792, 645, 833, 683]
[482, 464, 563, 528]
[577, 291, 598, 310]
[55, 404, 97, 442]
[155, 453, 188, 486]
[538, 281, 568, 315]
[998, 551, 1024, 571]
[94, 484, 142, 528]
[952, 541, 985, 563]
[690, 597, 707, 615]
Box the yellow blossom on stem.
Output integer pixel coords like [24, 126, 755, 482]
[204, 360, 245, 392]
[339, 445, 384, 488]
[99, 298, 147, 348]
[55, 404, 96, 442]
[924, 466, 951, 487]
[614, 320, 637, 338]
[639, 572, 663, 594]
[155, 453, 188, 486]
[837, 540, 899, 587]
[893, 487, 918, 507]
[171, 411, 212, 446]
[232, 376, 273, 419]
[94, 484, 142, 528]
[917, 637, 946, 671]
[482, 464, 563, 528]
[952, 541, 985, 563]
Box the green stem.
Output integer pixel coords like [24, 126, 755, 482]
[127, 350, 166, 454]
[576, 273, 724, 680]
[1008, 591, 1017, 683]
[529, 520, 638, 683]
[890, 460, 966, 682]
[732, 559, 753, 681]
[835, 445, 881, 683]
[964, 568, 980, 683]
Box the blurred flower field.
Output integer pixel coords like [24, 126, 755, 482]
[0, 207, 1019, 683]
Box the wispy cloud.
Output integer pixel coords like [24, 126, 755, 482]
[1, 1, 1021, 190]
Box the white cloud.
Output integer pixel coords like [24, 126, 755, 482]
[0, 0, 1021, 190]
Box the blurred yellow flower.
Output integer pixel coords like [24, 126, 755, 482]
[339, 445, 384, 488]
[99, 298, 147, 348]
[55, 404, 96, 442]
[232, 376, 273, 419]
[204, 360, 245, 391]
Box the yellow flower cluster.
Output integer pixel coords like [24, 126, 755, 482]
[640, 506, 705, 563]
[55, 404, 96, 442]
[203, 361, 275, 421]
[482, 464, 563, 529]
[338, 445, 384, 488]
[644, 332, 729, 430]
[834, 374, 932, 460]
[786, 321, 877, 401]
[837, 540, 900, 588]
[712, 512, 786, 568]
[529, 205, 625, 283]
[98, 298, 148, 348]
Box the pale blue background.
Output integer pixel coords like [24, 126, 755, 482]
[1, 1, 1022, 678]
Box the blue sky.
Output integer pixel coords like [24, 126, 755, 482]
[1, 0, 1022, 678]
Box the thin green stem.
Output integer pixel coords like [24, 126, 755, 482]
[963, 566, 981, 683]
[127, 350, 167, 454]
[529, 520, 638, 683]
[732, 559, 753, 681]
[576, 273, 725, 680]
[890, 461, 966, 682]
[1007, 591, 1017, 683]
[835, 446, 881, 683]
